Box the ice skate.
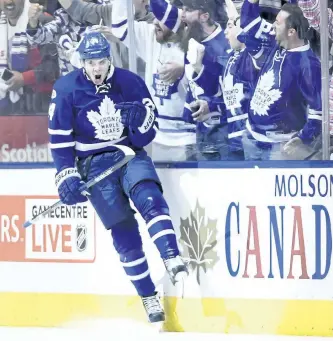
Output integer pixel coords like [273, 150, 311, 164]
[163, 256, 188, 297]
[141, 292, 165, 323]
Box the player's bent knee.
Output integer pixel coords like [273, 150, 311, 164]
[131, 181, 178, 259]
[130, 181, 170, 222]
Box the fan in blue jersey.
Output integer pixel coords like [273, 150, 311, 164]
[191, 0, 259, 161]
[48, 31, 188, 324]
[240, 0, 322, 160]
[150, 0, 231, 160]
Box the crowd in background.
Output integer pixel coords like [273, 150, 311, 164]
[0, 0, 332, 161]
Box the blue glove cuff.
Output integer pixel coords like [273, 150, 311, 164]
[138, 106, 155, 134]
[55, 168, 81, 188]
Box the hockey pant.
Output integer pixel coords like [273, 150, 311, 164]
[77, 150, 179, 297]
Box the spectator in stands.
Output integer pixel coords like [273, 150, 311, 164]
[57, 0, 154, 78]
[230, 0, 298, 21]
[0, 0, 58, 115]
[26, 0, 115, 77]
[150, 0, 231, 160]
[26, 1, 97, 76]
[111, 0, 196, 162]
[240, 0, 322, 160]
[297, 0, 333, 136]
[190, 0, 258, 161]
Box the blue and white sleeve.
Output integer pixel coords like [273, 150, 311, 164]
[48, 82, 76, 172]
[122, 75, 159, 148]
[238, 0, 275, 57]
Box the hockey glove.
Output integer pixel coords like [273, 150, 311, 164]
[116, 101, 154, 129]
[55, 168, 89, 205]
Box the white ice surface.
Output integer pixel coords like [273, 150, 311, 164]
[0, 319, 331, 341]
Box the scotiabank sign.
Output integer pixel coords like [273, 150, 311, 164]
[0, 116, 52, 162]
[0, 196, 96, 263]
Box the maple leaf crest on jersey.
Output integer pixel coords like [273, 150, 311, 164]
[87, 96, 124, 141]
[250, 70, 282, 116]
[222, 73, 244, 110]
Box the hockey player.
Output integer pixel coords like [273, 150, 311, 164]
[48, 31, 188, 323]
[240, 0, 322, 160]
[111, 0, 196, 161]
[150, 0, 231, 160]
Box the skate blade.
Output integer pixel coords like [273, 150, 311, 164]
[151, 320, 164, 333]
[174, 272, 188, 298]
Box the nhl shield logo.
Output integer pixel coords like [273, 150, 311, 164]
[76, 224, 87, 252]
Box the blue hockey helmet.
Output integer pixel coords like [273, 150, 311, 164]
[77, 31, 112, 60]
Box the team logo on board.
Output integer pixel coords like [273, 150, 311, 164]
[179, 200, 219, 284]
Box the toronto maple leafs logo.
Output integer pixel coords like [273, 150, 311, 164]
[222, 73, 244, 110]
[152, 73, 179, 105]
[250, 70, 282, 116]
[179, 200, 219, 284]
[87, 96, 124, 141]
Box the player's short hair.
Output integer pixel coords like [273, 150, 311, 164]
[281, 3, 310, 40]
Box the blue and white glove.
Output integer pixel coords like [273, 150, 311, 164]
[115, 101, 155, 131]
[55, 168, 89, 205]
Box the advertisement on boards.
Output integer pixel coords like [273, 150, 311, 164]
[158, 167, 333, 300]
[0, 196, 96, 262]
[0, 168, 332, 334]
[0, 116, 52, 162]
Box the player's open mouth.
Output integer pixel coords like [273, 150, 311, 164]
[95, 75, 102, 80]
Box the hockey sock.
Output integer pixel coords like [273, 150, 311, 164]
[111, 217, 156, 297]
[119, 248, 156, 297]
[130, 181, 180, 259]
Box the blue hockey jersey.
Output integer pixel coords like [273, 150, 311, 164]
[110, 0, 196, 147]
[240, 0, 322, 144]
[48, 65, 158, 172]
[219, 48, 259, 151]
[182, 23, 229, 129]
[150, 0, 230, 131]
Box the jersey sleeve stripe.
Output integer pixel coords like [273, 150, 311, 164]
[48, 128, 73, 135]
[49, 142, 76, 149]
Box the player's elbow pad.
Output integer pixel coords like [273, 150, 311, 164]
[129, 126, 157, 148]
